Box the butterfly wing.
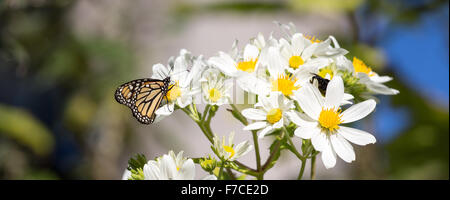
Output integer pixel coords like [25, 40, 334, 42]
[115, 79, 168, 124]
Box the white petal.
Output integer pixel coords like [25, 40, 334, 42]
[311, 131, 327, 151]
[370, 75, 392, 83]
[152, 63, 169, 79]
[173, 56, 189, 78]
[244, 121, 268, 130]
[233, 141, 253, 160]
[301, 43, 318, 60]
[324, 75, 344, 108]
[243, 44, 259, 61]
[291, 33, 307, 54]
[339, 126, 376, 146]
[237, 75, 271, 96]
[208, 52, 237, 77]
[294, 125, 321, 139]
[330, 133, 355, 163]
[155, 103, 174, 116]
[258, 94, 273, 112]
[242, 108, 267, 120]
[321, 140, 337, 169]
[286, 111, 317, 127]
[122, 169, 132, 180]
[366, 82, 400, 95]
[143, 161, 162, 180]
[177, 94, 192, 108]
[294, 84, 323, 120]
[267, 47, 285, 78]
[343, 93, 354, 101]
[202, 175, 218, 180]
[341, 99, 376, 124]
[159, 155, 177, 179]
[272, 118, 284, 129]
[258, 126, 273, 138]
[174, 159, 195, 180]
[268, 92, 281, 109]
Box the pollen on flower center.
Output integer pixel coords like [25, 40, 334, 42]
[236, 59, 258, 73]
[289, 56, 304, 69]
[318, 107, 342, 132]
[167, 82, 181, 101]
[304, 35, 321, 43]
[353, 57, 375, 77]
[318, 68, 334, 80]
[208, 88, 222, 102]
[271, 74, 299, 96]
[266, 108, 282, 124]
[223, 145, 235, 159]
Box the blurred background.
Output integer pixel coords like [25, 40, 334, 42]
[0, 0, 448, 180]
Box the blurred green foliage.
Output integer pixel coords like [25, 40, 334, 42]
[0, 0, 448, 179]
[0, 0, 137, 179]
[386, 78, 449, 179]
[0, 104, 54, 156]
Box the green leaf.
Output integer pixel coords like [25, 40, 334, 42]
[127, 154, 147, 171]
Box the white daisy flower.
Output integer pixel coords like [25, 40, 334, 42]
[140, 151, 216, 180]
[289, 76, 377, 169]
[274, 22, 348, 72]
[152, 50, 201, 117]
[258, 45, 311, 97]
[352, 57, 399, 95]
[279, 33, 331, 72]
[213, 132, 253, 162]
[242, 92, 294, 138]
[208, 43, 271, 95]
[199, 68, 233, 105]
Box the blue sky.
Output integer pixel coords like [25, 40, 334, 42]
[360, 3, 449, 143]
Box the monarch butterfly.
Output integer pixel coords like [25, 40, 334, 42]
[115, 77, 173, 124]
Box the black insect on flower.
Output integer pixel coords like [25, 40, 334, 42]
[310, 73, 330, 96]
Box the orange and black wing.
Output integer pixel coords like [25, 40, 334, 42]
[115, 79, 167, 124]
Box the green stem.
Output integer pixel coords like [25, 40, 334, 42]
[226, 168, 236, 180]
[252, 131, 262, 172]
[297, 159, 307, 180]
[310, 154, 316, 180]
[227, 101, 263, 178]
[283, 127, 305, 161]
[181, 105, 258, 176]
[201, 104, 211, 122]
[218, 163, 224, 180]
[261, 131, 285, 173]
[180, 107, 213, 143]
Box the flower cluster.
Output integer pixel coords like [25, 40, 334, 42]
[124, 22, 399, 179]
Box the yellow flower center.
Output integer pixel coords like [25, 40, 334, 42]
[318, 107, 342, 132]
[304, 35, 321, 43]
[236, 59, 258, 73]
[176, 166, 180, 171]
[318, 68, 334, 80]
[271, 74, 299, 96]
[208, 88, 222, 102]
[266, 108, 282, 124]
[289, 56, 304, 69]
[202, 159, 213, 166]
[353, 57, 375, 77]
[223, 145, 235, 159]
[167, 82, 181, 101]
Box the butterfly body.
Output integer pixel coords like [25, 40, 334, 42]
[115, 77, 172, 124]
